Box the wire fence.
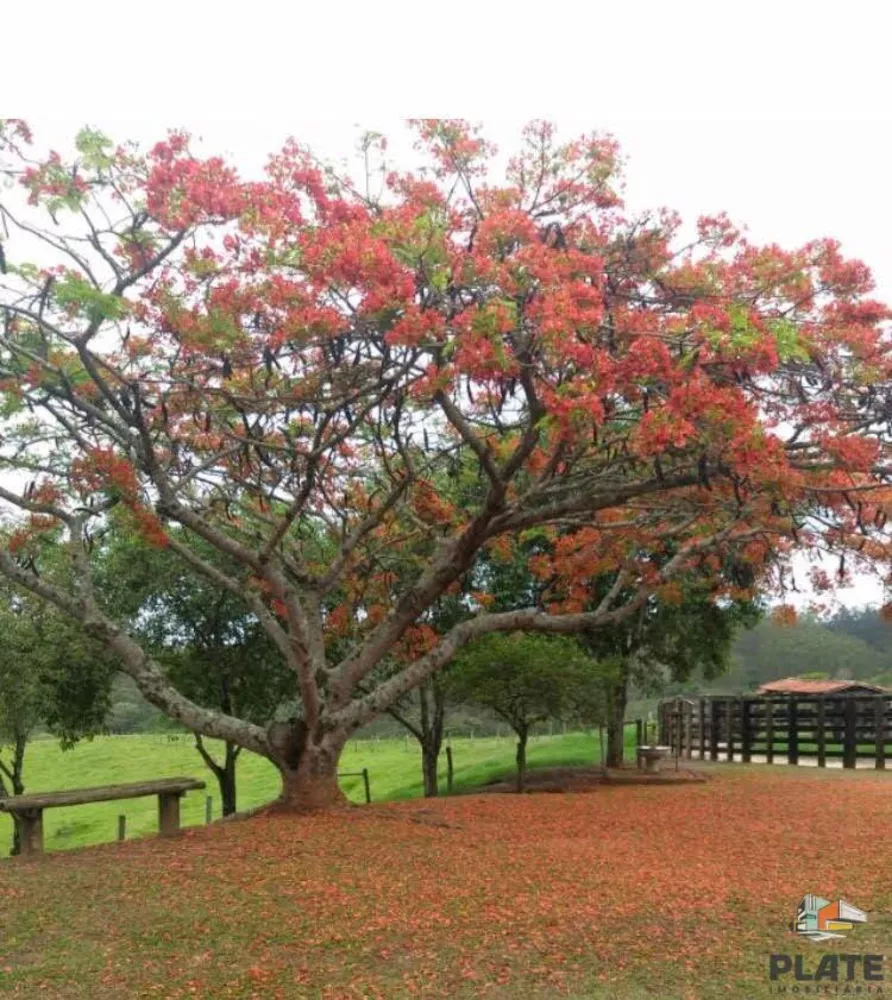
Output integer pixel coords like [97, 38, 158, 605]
[52, 723, 645, 747]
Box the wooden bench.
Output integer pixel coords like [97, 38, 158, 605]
[0, 778, 206, 855]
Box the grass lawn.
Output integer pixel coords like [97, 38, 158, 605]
[0, 764, 890, 998]
[0, 727, 637, 854]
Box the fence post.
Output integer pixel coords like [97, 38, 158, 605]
[741, 698, 752, 763]
[873, 694, 886, 771]
[876, 698, 886, 770]
[117, 815, 126, 842]
[709, 699, 719, 761]
[788, 697, 799, 766]
[766, 699, 775, 764]
[446, 745, 454, 793]
[699, 699, 706, 760]
[725, 699, 734, 761]
[206, 796, 213, 824]
[684, 702, 693, 760]
[817, 697, 826, 768]
[362, 767, 371, 804]
[674, 707, 680, 770]
[843, 698, 857, 769]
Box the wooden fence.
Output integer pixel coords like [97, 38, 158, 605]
[658, 694, 892, 769]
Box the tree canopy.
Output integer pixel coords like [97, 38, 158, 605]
[1, 118, 892, 808]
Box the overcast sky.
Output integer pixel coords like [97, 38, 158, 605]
[8, 1, 892, 607]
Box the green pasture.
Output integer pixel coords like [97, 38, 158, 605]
[0, 727, 637, 854]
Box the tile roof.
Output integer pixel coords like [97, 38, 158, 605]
[757, 677, 888, 695]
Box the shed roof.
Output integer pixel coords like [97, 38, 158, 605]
[757, 677, 888, 696]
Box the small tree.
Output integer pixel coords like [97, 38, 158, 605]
[578, 579, 761, 767]
[164, 638, 291, 816]
[0, 588, 113, 853]
[99, 532, 295, 815]
[450, 633, 590, 792]
[0, 604, 43, 804]
[562, 654, 620, 772]
[385, 676, 449, 797]
[377, 587, 472, 798]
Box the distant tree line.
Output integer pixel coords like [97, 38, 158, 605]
[664, 606, 892, 698]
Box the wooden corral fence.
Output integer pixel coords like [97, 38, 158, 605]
[658, 694, 892, 769]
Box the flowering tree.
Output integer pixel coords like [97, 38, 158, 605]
[1, 118, 891, 809]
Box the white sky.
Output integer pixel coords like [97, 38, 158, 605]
[6, 0, 892, 607]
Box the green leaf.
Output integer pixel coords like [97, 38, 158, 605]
[74, 127, 114, 171]
[54, 274, 126, 324]
[768, 318, 810, 363]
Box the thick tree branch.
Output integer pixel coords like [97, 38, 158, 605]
[334, 523, 761, 731]
[0, 549, 270, 757]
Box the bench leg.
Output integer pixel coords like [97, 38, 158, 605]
[17, 809, 44, 855]
[158, 793, 181, 837]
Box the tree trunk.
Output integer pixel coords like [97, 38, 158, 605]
[422, 743, 439, 797]
[218, 742, 238, 817]
[419, 679, 446, 798]
[0, 732, 28, 856]
[515, 729, 528, 793]
[277, 739, 347, 811]
[0, 777, 11, 857]
[606, 668, 630, 769]
[194, 736, 241, 817]
[387, 678, 448, 798]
